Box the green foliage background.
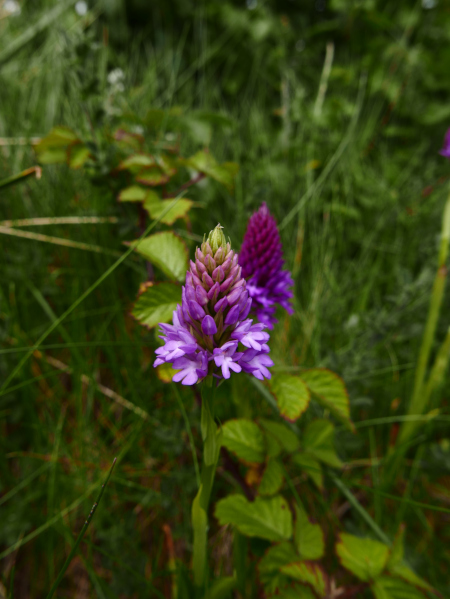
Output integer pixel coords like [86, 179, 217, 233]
[1, 0, 450, 596]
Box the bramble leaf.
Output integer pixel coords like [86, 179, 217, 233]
[118, 153, 156, 172]
[270, 375, 310, 422]
[67, 143, 91, 169]
[280, 561, 327, 597]
[118, 185, 149, 202]
[303, 419, 342, 468]
[259, 542, 298, 575]
[259, 459, 284, 496]
[136, 166, 170, 187]
[215, 495, 293, 542]
[222, 419, 265, 464]
[184, 150, 239, 191]
[131, 282, 181, 329]
[371, 576, 428, 599]
[292, 454, 323, 490]
[294, 503, 325, 560]
[300, 369, 354, 431]
[127, 232, 188, 281]
[259, 419, 300, 453]
[145, 198, 193, 225]
[336, 533, 389, 582]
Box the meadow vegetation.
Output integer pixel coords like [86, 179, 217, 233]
[1, 0, 450, 597]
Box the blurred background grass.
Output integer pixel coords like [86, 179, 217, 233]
[1, 0, 450, 596]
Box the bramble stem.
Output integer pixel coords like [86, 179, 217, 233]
[191, 380, 221, 589]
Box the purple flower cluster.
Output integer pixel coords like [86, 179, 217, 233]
[154, 225, 273, 385]
[439, 128, 450, 159]
[238, 203, 294, 328]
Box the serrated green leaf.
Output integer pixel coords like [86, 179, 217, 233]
[215, 495, 293, 542]
[265, 433, 282, 458]
[36, 148, 67, 165]
[387, 526, 404, 569]
[68, 143, 91, 169]
[280, 561, 327, 597]
[222, 419, 265, 464]
[389, 564, 432, 593]
[259, 459, 284, 496]
[128, 232, 188, 281]
[118, 153, 156, 172]
[146, 198, 193, 225]
[35, 126, 78, 151]
[273, 584, 318, 599]
[294, 503, 324, 560]
[118, 185, 149, 202]
[184, 150, 239, 191]
[131, 282, 181, 329]
[270, 375, 310, 422]
[371, 576, 428, 599]
[303, 419, 342, 468]
[336, 533, 389, 582]
[136, 166, 170, 187]
[155, 362, 178, 383]
[157, 154, 178, 176]
[259, 419, 300, 453]
[113, 128, 144, 151]
[292, 454, 323, 490]
[259, 542, 299, 575]
[300, 369, 354, 431]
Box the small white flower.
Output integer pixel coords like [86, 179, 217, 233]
[345, 314, 360, 330]
[3, 0, 21, 15]
[75, 1, 88, 16]
[107, 68, 124, 85]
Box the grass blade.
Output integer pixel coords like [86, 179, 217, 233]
[0, 196, 181, 392]
[45, 458, 117, 599]
[0, 0, 78, 67]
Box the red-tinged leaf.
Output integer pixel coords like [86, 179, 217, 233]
[269, 375, 310, 422]
[136, 166, 170, 187]
[300, 369, 354, 431]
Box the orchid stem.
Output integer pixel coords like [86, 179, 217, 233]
[191, 380, 221, 589]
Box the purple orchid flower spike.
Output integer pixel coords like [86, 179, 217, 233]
[439, 128, 450, 159]
[238, 203, 294, 328]
[154, 224, 273, 385]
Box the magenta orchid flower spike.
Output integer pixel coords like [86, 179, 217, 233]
[154, 224, 273, 385]
[439, 128, 450, 159]
[238, 203, 294, 328]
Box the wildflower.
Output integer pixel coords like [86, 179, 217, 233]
[238, 203, 294, 328]
[154, 225, 273, 385]
[439, 128, 450, 159]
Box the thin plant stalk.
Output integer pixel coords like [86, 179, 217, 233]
[422, 326, 450, 410]
[0, 166, 41, 189]
[191, 379, 222, 589]
[45, 458, 117, 599]
[397, 188, 450, 447]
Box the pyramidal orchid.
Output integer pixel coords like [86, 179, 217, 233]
[154, 224, 273, 385]
[238, 203, 294, 328]
[439, 128, 450, 158]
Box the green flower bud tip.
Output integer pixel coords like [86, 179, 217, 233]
[207, 223, 228, 254]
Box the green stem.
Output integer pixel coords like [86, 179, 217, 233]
[173, 384, 200, 488]
[422, 326, 450, 410]
[0, 166, 42, 189]
[397, 188, 450, 447]
[191, 380, 221, 589]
